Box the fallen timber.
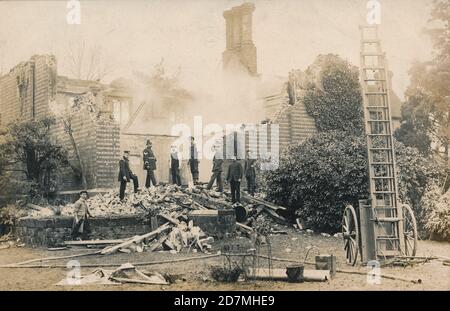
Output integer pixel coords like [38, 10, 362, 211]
[101, 223, 171, 255]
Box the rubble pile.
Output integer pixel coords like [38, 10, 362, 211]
[24, 185, 229, 218]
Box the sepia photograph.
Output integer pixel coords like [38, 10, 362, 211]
[0, 0, 449, 298]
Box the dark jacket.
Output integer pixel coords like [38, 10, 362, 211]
[227, 161, 243, 182]
[118, 157, 133, 182]
[143, 147, 157, 170]
[212, 155, 223, 172]
[171, 152, 180, 169]
[188, 144, 199, 164]
[244, 159, 256, 178]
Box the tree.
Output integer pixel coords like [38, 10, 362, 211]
[49, 93, 98, 190]
[301, 54, 364, 134]
[394, 85, 434, 156]
[396, 0, 450, 164]
[64, 41, 115, 81]
[0, 117, 69, 197]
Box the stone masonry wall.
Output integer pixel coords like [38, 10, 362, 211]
[15, 215, 150, 247]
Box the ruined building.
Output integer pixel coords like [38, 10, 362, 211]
[0, 55, 191, 193]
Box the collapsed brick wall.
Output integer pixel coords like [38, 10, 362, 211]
[15, 215, 150, 247]
[0, 55, 56, 125]
[51, 106, 121, 191]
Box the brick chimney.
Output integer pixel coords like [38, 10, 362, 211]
[222, 2, 257, 76]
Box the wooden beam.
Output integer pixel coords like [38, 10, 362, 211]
[101, 223, 171, 255]
[64, 239, 125, 246]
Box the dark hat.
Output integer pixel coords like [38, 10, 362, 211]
[124, 150, 130, 154]
[79, 190, 88, 195]
[146, 139, 152, 145]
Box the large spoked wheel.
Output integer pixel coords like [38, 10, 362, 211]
[342, 205, 359, 266]
[402, 204, 418, 257]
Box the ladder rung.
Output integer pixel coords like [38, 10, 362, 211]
[362, 53, 384, 56]
[373, 191, 396, 194]
[369, 148, 392, 150]
[376, 236, 400, 240]
[365, 92, 388, 95]
[364, 79, 386, 81]
[368, 134, 391, 136]
[377, 250, 401, 257]
[363, 67, 385, 70]
[362, 39, 380, 43]
[372, 176, 395, 179]
[374, 217, 402, 222]
[360, 24, 379, 29]
[366, 106, 389, 109]
[367, 120, 390, 122]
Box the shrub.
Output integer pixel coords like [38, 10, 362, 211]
[421, 184, 450, 241]
[263, 131, 442, 233]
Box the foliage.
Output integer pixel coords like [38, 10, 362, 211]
[263, 131, 442, 233]
[394, 89, 434, 155]
[397, 0, 450, 161]
[0, 205, 26, 233]
[302, 54, 364, 134]
[420, 184, 450, 241]
[210, 265, 244, 283]
[0, 117, 69, 198]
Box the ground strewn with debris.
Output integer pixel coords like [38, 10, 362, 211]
[1, 232, 449, 291]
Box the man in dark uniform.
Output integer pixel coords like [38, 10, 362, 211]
[206, 146, 224, 192]
[170, 144, 181, 186]
[118, 150, 139, 200]
[71, 190, 93, 240]
[143, 140, 157, 188]
[244, 150, 257, 196]
[187, 136, 199, 185]
[226, 156, 243, 204]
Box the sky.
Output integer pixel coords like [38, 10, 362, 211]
[0, 0, 435, 100]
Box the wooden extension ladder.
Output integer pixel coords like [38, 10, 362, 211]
[359, 25, 405, 261]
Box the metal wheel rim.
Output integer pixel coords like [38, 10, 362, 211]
[342, 205, 359, 266]
[402, 204, 418, 257]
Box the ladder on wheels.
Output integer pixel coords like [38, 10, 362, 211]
[359, 25, 405, 261]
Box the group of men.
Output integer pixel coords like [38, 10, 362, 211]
[71, 137, 258, 240]
[118, 137, 201, 200]
[117, 137, 258, 204]
[206, 149, 257, 204]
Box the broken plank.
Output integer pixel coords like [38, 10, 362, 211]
[110, 277, 168, 285]
[242, 194, 287, 211]
[101, 223, 171, 255]
[148, 235, 168, 252]
[236, 222, 253, 232]
[262, 206, 287, 222]
[65, 239, 125, 246]
[158, 213, 181, 226]
[26, 203, 44, 211]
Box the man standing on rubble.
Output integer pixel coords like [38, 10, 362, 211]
[244, 150, 257, 196]
[206, 145, 224, 192]
[226, 156, 243, 204]
[143, 140, 157, 188]
[187, 136, 199, 185]
[71, 190, 93, 240]
[118, 150, 139, 200]
[170, 144, 181, 186]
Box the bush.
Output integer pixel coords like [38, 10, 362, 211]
[302, 54, 364, 134]
[263, 131, 442, 233]
[421, 184, 450, 241]
[0, 205, 26, 234]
